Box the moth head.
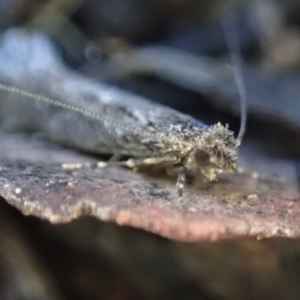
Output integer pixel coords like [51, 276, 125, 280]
[186, 123, 239, 180]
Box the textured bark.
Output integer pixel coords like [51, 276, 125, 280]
[0, 131, 299, 242]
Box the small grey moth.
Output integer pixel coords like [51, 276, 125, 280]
[0, 28, 246, 199]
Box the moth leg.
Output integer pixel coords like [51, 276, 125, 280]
[108, 153, 122, 162]
[176, 167, 186, 200]
[61, 153, 122, 170]
[62, 156, 179, 170]
[62, 162, 93, 170]
[96, 156, 179, 170]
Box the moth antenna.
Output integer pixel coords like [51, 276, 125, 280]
[220, 12, 247, 146]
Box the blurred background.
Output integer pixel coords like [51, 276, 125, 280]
[1, 0, 300, 299]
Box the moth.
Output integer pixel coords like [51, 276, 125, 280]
[0, 28, 246, 199]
